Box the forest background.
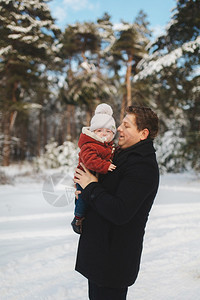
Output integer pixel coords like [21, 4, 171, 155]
[0, 0, 199, 176]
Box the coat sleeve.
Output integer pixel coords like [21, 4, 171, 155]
[80, 144, 111, 174]
[81, 159, 159, 225]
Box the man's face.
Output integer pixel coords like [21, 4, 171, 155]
[117, 114, 148, 149]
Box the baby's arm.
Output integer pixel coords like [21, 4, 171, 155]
[80, 144, 114, 174]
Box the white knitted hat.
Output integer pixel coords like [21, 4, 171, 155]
[90, 103, 116, 134]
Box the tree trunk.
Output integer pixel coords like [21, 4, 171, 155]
[66, 104, 72, 141]
[126, 55, 133, 106]
[2, 115, 11, 166]
[43, 114, 47, 150]
[71, 105, 76, 141]
[81, 51, 87, 62]
[37, 111, 42, 156]
[120, 94, 127, 122]
[61, 112, 66, 143]
[86, 109, 92, 127]
[120, 55, 133, 122]
[97, 54, 101, 77]
[2, 113, 16, 166]
[2, 81, 18, 166]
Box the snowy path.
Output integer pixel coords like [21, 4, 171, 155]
[0, 174, 200, 300]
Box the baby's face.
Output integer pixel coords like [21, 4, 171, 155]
[94, 128, 114, 142]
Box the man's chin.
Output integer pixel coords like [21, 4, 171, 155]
[118, 138, 124, 144]
[118, 141, 124, 148]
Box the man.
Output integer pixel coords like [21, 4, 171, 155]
[74, 106, 159, 300]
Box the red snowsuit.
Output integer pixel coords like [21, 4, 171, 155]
[77, 127, 115, 174]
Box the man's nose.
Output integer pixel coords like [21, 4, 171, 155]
[117, 125, 122, 131]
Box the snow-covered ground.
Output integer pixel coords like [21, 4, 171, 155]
[0, 166, 200, 300]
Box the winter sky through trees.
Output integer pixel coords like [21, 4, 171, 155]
[49, 0, 175, 36]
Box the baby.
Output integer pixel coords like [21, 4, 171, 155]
[71, 103, 116, 234]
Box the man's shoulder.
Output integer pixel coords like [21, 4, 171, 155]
[117, 141, 158, 174]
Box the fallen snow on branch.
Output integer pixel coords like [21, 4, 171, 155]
[134, 36, 200, 81]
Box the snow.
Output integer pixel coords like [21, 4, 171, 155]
[23, 103, 43, 110]
[113, 23, 132, 31]
[12, 0, 49, 12]
[134, 35, 200, 81]
[80, 61, 96, 73]
[0, 45, 12, 56]
[21, 36, 39, 43]
[8, 34, 22, 39]
[192, 86, 200, 92]
[7, 24, 34, 33]
[0, 168, 200, 300]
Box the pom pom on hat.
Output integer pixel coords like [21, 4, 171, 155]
[90, 103, 116, 134]
[94, 103, 113, 116]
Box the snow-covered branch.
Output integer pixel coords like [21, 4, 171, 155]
[134, 35, 200, 81]
[0, 45, 12, 56]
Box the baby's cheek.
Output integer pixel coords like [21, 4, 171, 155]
[107, 135, 113, 142]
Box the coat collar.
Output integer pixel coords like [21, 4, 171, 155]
[114, 139, 156, 161]
[123, 139, 155, 156]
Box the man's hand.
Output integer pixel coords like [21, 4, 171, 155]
[74, 163, 98, 189]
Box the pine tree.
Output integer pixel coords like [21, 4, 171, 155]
[154, 0, 200, 49]
[96, 13, 116, 74]
[62, 21, 101, 65]
[134, 0, 200, 81]
[60, 20, 108, 138]
[111, 10, 151, 120]
[134, 0, 200, 171]
[60, 66, 117, 128]
[0, 0, 61, 165]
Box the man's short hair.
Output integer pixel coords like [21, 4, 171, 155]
[126, 106, 159, 140]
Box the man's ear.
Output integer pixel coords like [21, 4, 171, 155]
[140, 128, 149, 140]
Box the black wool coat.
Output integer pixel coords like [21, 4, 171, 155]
[75, 139, 159, 288]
